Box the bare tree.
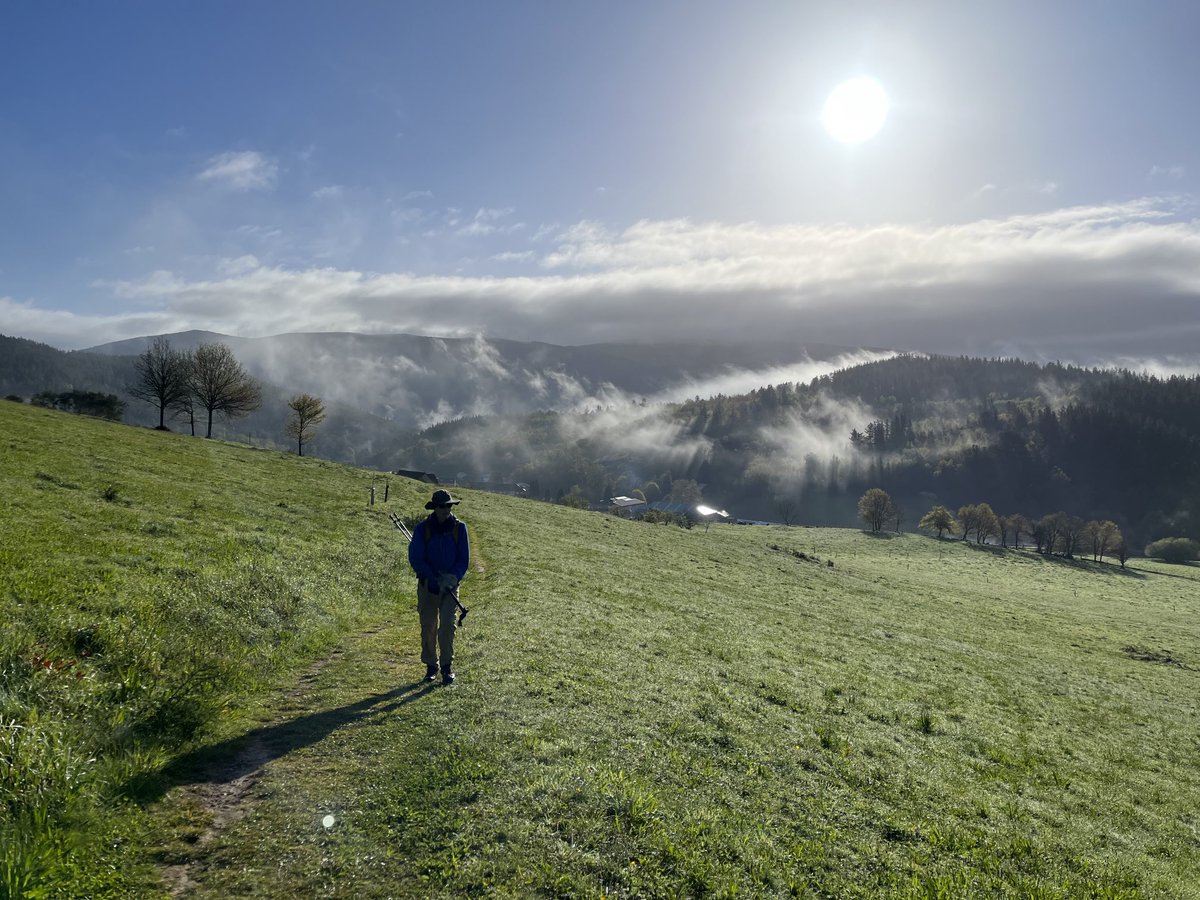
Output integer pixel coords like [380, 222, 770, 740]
[775, 494, 801, 526]
[285, 393, 327, 456]
[1061, 515, 1087, 559]
[1007, 513, 1032, 549]
[1098, 521, 1122, 562]
[128, 337, 189, 429]
[189, 343, 262, 438]
[1037, 512, 1066, 555]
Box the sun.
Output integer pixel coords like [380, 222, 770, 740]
[821, 77, 889, 144]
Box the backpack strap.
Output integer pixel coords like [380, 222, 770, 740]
[423, 518, 461, 545]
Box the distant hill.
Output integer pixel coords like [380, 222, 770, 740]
[82, 330, 877, 428]
[3, 329, 878, 451]
[393, 354, 1200, 546]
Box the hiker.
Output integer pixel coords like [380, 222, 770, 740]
[408, 489, 470, 684]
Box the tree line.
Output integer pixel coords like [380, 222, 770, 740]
[857, 488, 1133, 564]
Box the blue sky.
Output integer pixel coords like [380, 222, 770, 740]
[2, 1, 1199, 367]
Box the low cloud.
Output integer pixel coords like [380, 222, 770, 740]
[642, 351, 902, 404]
[756, 393, 876, 474]
[13, 196, 1200, 366]
[197, 151, 278, 191]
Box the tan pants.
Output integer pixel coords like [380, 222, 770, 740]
[417, 581, 458, 670]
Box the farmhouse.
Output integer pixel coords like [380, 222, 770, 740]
[393, 469, 440, 484]
[608, 495, 649, 517]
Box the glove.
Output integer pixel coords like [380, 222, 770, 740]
[437, 573, 460, 593]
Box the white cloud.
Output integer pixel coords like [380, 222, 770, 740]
[491, 251, 534, 263]
[312, 185, 344, 199]
[0, 295, 175, 349]
[642, 351, 903, 404]
[457, 207, 518, 237]
[20, 196, 1200, 363]
[197, 151, 279, 191]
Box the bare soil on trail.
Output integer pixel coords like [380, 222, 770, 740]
[159, 621, 394, 897]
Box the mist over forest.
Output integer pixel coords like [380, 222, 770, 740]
[3, 331, 1197, 548]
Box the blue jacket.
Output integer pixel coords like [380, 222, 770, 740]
[408, 513, 470, 588]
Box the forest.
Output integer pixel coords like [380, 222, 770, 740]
[395, 355, 1200, 548]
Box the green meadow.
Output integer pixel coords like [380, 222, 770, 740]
[2, 399, 1198, 898]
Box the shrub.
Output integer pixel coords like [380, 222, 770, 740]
[640, 509, 694, 529]
[558, 493, 589, 510]
[1143, 537, 1200, 564]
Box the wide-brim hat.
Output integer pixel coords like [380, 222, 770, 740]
[425, 489, 462, 509]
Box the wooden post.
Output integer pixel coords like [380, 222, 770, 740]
[369, 485, 375, 507]
[384, 481, 390, 503]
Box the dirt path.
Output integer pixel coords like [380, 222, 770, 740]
[159, 621, 395, 897]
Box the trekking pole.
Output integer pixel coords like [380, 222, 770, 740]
[389, 512, 469, 627]
[388, 511, 413, 541]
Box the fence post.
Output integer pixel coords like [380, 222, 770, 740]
[384, 481, 390, 503]
[369, 485, 375, 507]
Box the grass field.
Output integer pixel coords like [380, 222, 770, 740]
[2, 399, 1199, 897]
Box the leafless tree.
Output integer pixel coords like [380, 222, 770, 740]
[1037, 512, 1066, 555]
[775, 494, 801, 526]
[1007, 513, 1032, 549]
[128, 337, 190, 429]
[1098, 521, 1122, 562]
[1061, 515, 1087, 559]
[189, 343, 262, 438]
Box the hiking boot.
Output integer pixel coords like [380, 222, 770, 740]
[441, 668, 456, 685]
[424, 664, 438, 682]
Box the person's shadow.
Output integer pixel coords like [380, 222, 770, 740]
[130, 680, 438, 805]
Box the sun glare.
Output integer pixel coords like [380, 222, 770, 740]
[822, 77, 889, 144]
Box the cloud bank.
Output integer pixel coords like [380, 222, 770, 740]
[6, 197, 1200, 367]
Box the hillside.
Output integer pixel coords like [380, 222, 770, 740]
[15, 333, 1192, 545]
[396, 355, 1200, 546]
[3, 399, 1199, 897]
[0, 333, 413, 461]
